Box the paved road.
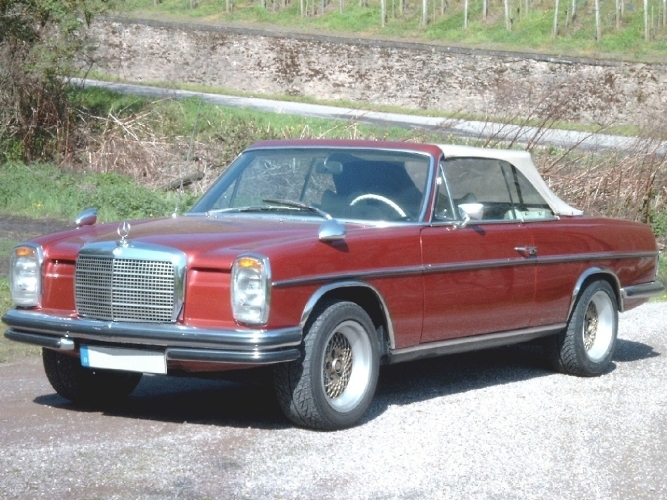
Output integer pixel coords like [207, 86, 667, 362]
[74, 78, 666, 154]
[1, 303, 665, 499]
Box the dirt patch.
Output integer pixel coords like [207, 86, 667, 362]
[0, 214, 71, 278]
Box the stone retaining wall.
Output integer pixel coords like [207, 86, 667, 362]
[89, 18, 667, 127]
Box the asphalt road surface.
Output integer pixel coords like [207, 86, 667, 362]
[1, 303, 666, 499]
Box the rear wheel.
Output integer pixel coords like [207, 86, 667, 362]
[42, 348, 142, 405]
[546, 280, 618, 376]
[274, 301, 380, 430]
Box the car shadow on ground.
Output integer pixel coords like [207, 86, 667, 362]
[33, 338, 659, 430]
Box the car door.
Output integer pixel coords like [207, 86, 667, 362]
[420, 157, 537, 343]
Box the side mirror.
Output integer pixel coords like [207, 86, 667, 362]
[457, 203, 484, 228]
[318, 219, 346, 242]
[75, 208, 97, 228]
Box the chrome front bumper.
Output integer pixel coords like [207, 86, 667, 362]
[2, 309, 303, 365]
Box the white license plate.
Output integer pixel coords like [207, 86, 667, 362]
[80, 346, 167, 374]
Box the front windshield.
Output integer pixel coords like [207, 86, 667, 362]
[190, 148, 432, 222]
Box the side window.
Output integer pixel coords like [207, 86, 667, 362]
[503, 162, 554, 219]
[434, 163, 456, 220]
[442, 158, 514, 221]
[441, 157, 554, 221]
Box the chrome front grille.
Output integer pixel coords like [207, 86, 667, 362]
[75, 243, 186, 323]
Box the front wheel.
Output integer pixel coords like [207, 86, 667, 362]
[546, 280, 618, 376]
[43, 348, 143, 405]
[274, 301, 380, 430]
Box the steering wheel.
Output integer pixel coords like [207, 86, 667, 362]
[349, 194, 407, 218]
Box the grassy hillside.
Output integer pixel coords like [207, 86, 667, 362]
[120, 0, 667, 60]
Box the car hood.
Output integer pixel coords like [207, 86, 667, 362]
[36, 215, 339, 271]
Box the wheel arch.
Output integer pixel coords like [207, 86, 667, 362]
[300, 281, 395, 357]
[568, 267, 622, 320]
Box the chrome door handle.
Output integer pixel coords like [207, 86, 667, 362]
[515, 246, 538, 257]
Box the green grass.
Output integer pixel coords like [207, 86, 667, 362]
[117, 0, 667, 61]
[0, 238, 18, 259]
[0, 278, 41, 363]
[0, 162, 194, 222]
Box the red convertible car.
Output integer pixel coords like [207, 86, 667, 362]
[3, 140, 663, 430]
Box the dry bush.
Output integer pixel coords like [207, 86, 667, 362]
[475, 76, 667, 229]
[78, 102, 376, 196]
[537, 143, 667, 222]
[0, 44, 74, 162]
[79, 106, 215, 195]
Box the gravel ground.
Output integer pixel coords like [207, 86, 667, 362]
[1, 303, 666, 500]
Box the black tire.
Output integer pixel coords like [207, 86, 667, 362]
[546, 280, 618, 377]
[42, 348, 142, 405]
[274, 301, 380, 430]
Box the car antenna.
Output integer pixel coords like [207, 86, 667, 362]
[173, 98, 202, 218]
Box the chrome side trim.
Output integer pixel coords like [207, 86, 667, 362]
[273, 250, 658, 288]
[2, 309, 302, 351]
[424, 257, 533, 274]
[536, 251, 658, 265]
[300, 281, 397, 350]
[388, 324, 566, 364]
[274, 266, 423, 288]
[621, 281, 665, 303]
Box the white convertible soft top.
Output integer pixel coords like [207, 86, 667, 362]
[437, 144, 583, 217]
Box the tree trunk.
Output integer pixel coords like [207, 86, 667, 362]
[553, 0, 559, 38]
[483, 0, 487, 19]
[422, 0, 428, 26]
[504, 0, 511, 30]
[644, 0, 650, 40]
[595, 0, 601, 40]
[464, 0, 468, 27]
[381, 0, 386, 26]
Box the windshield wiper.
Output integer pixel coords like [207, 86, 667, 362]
[262, 199, 333, 220]
[206, 206, 278, 216]
[206, 200, 333, 220]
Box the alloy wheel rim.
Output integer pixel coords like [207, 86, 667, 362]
[321, 320, 372, 413]
[582, 290, 614, 362]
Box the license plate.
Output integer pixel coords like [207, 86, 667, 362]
[80, 346, 167, 375]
